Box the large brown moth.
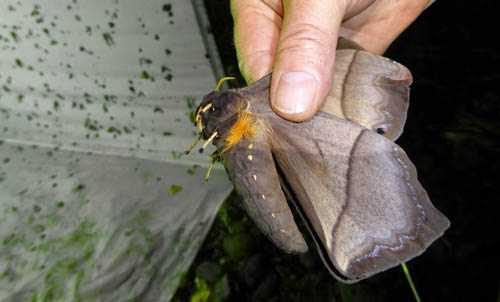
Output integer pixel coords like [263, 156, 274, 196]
[187, 38, 450, 283]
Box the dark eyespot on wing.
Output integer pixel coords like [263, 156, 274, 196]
[375, 127, 386, 135]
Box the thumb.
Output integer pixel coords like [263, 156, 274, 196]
[270, 0, 346, 122]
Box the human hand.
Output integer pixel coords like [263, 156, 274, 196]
[231, 0, 430, 121]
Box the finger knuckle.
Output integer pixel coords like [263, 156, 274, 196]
[278, 23, 334, 60]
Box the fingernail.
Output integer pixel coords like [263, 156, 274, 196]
[274, 72, 317, 115]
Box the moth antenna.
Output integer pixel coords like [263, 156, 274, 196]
[194, 106, 201, 122]
[215, 76, 235, 91]
[197, 115, 203, 133]
[185, 135, 202, 154]
[199, 131, 217, 153]
[201, 103, 212, 112]
[195, 103, 213, 133]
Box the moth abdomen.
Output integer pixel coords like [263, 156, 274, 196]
[224, 136, 308, 254]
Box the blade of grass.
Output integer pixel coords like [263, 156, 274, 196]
[497, 278, 500, 302]
[401, 262, 421, 302]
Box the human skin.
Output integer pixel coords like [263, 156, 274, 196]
[231, 0, 430, 122]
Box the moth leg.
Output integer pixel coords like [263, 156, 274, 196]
[205, 152, 221, 181]
[185, 135, 203, 154]
[205, 158, 215, 181]
[224, 135, 308, 254]
[199, 131, 218, 154]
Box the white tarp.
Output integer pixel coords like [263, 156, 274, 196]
[0, 0, 232, 300]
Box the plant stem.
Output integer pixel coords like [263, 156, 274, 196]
[401, 262, 421, 302]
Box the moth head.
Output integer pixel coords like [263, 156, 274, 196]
[186, 77, 258, 181]
[196, 89, 248, 142]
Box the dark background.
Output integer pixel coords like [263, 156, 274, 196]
[174, 1, 499, 301]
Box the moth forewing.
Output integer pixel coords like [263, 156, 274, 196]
[320, 49, 412, 141]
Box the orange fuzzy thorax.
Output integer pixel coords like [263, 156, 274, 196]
[223, 112, 256, 152]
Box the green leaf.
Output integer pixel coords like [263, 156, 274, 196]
[102, 32, 114, 46]
[214, 274, 230, 301]
[227, 221, 246, 235]
[73, 184, 86, 192]
[169, 185, 182, 195]
[223, 233, 252, 261]
[186, 97, 196, 109]
[190, 111, 196, 124]
[140, 171, 152, 183]
[190, 276, 211, 302]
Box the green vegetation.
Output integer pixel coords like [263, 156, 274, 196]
[169, 185, 183, 195]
